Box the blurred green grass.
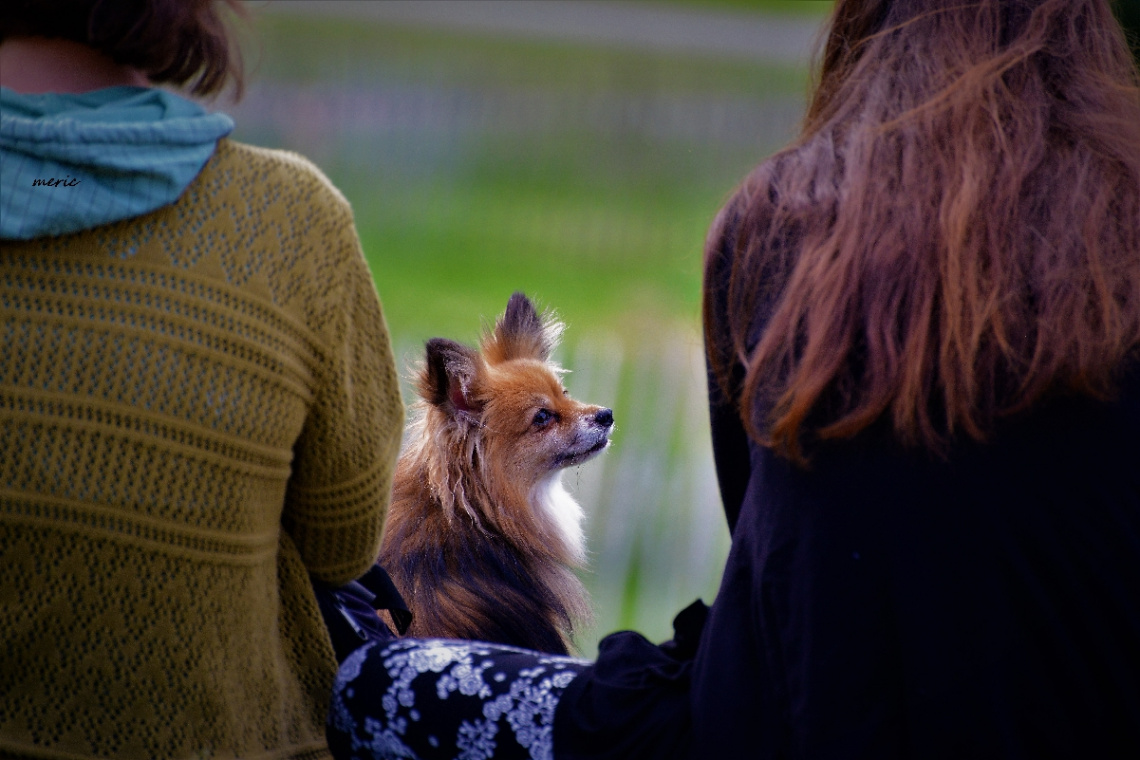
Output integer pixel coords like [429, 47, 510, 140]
[235, 7, 816, 344]
[246, 8, 817, 93]
[349, 133, 730, 345]
[232, 2, 822, 653]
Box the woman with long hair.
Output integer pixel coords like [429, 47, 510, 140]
[696, 0, 1140, 756]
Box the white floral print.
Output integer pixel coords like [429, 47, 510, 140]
[329, 638, 590, 760]
[457, 718, 498, 760]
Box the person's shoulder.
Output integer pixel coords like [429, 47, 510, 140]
[210, 138, 353, 215]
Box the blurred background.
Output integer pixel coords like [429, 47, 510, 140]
[222, 0, 1140, 656]
[226, 0, 832, 655]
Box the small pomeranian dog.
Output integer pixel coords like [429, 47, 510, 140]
[378, 292, 613, 654]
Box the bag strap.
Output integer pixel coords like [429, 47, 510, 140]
[358, 564, 413, 635]
[312, 563, 414, 663]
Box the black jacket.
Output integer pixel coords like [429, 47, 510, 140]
[692, 356, 1140, 759]
[557, 239, 1140, 759]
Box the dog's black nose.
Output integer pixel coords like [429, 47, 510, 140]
[594, 408, 614, 427]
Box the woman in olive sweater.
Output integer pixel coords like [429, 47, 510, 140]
[0, 3, 403, 758]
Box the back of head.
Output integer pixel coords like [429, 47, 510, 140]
[0, 0, 245, 97]
[707, 0, 1140, 461]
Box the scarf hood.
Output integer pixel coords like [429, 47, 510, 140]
[0, 85, 233, 240]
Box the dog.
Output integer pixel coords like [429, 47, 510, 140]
[378, 292, 614, 654]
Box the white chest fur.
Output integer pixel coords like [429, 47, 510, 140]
[535, 475, 586, 565]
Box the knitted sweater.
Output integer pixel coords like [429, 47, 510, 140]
[0, 139, 404, 759]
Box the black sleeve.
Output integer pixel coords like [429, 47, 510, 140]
[703, 210, 753, 536]
[706, 356, 751, 536]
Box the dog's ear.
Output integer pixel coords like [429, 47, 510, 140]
[420, 338, 483, 421]
[482, 291, 564, 363]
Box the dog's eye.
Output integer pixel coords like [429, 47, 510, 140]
[532, 408, 555, 428]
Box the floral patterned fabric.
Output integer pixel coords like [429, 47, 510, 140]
[328, 639, 590, 760]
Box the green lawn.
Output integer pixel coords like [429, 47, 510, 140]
[235, 7, 815, 343]
[231, 3, 818, 653]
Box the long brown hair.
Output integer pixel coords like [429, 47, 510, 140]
[705, 0, 1140, 462]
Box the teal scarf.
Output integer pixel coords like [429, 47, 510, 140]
[0, 86, 233, 239]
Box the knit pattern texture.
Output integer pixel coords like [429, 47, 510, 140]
[0, 139, 404, 759]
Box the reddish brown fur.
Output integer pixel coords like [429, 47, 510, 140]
[379, 293, 613, 654]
